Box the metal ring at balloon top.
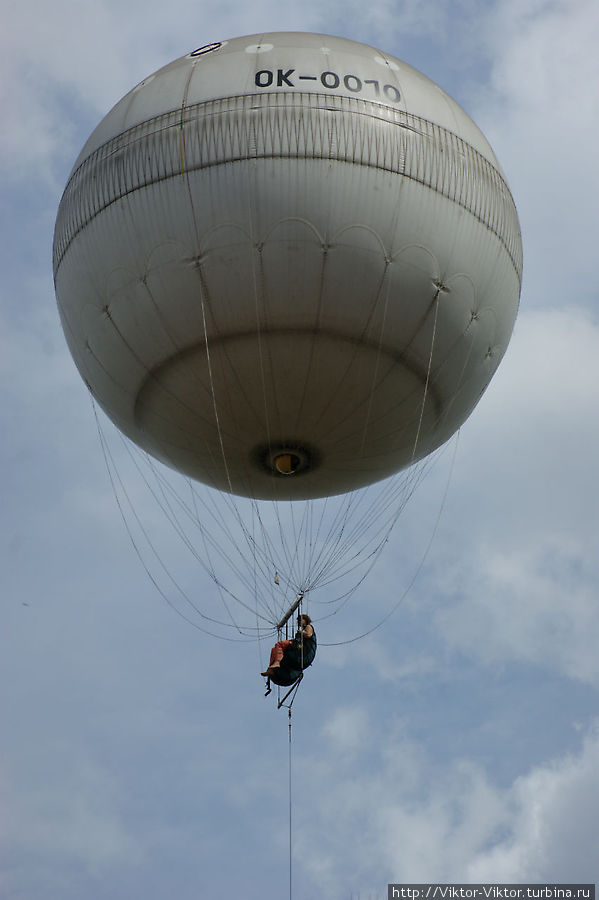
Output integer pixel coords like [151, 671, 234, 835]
[189, 42, 222, 57]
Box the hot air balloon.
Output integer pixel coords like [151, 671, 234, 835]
[53, 32, 521, 650]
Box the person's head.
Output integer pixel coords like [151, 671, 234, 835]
[298, 613, 312, 627]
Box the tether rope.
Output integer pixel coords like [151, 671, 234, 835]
[288, 707, 293, 900]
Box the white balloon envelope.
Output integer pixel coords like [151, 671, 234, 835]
[54, 32, 522, 501]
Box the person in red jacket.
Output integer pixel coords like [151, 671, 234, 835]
[261, 614, 315, 680]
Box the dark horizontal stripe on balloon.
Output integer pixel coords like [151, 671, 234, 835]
[53, 91, 522, 280]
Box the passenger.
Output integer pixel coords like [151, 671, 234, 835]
[261, 614, 315, 685]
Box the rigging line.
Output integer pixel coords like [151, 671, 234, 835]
[255, 510, 295, 634]
[193, 486, 281, 599]
[222, 493, 302, 605]
[305, 500, 318, 586]
[310, 458, 435, 581]
[240, 140, 311, 551]
[145, 454, 248, 634]
[433, 307, 484, 429]
[246, 444, 386, 586]
[284, 499, 318, 590]
[313, 493, 380, 578]
[358, 258, 392, 458]
[322, 428, 460, 646]
[299, 474, 412, 590]
[309, 455, 445, 620]
[180, 479, 270, 591]
[290, 214, 328, 438]
[309, 283, 456, 455]
[179, 75, 280, 624]
[304, 292, 474, 593]
[285, 488, 367, 593]
[321, 498, 399, 567]
[105, 423, 278, 636]
[150, 418, 426, 624]
[164, 483, 279, 623]
[198, 292, 236, 497]
[307, 490, 384, 581]
[270, 489, 311, 585]
[180, 88, 274, 592]
[149, 456, 299, 628]
[119, 436, 272, 624]
[176, 404, 288, 616]
[260, 499, 309, 595]
[92, 399, 258, 641]
[192, 493, 265, 632]
[248, 501, 287, 626]
[180, 68, 251, 501]
[288, 706, 293, 900]
[176, 414, 311, 605]
[303, 494, 350, 570]
[326, 453, 441, 580]
[232, 499, 302, 592]
[298, 490, 365, 586]
[304, 234, 397, 440]
[308, 498, 328, 588]
[269, 499, 302, 588]
[302, 298, 476, 613]
[250, 509, 271, 670]
[299, 290, 447, 614]
[320, 406, 451, 596]
[295, 501, 314, 585]
[243, 142, 291, 510]
[91, 307, 219, 442]
[410, 287, 441, 464]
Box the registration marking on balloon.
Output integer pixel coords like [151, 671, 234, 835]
[254, 67, 402, 103]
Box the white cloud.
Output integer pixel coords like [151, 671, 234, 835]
[422, 305, 599, 684]
[297, 715, 599, 893]
[326, 633, 440, 685]
[435, 540, 599, 685]
[322, 704, 372, 758]
[2, 0, 356, 186]
[467, 723, 599, 880]
[0, 759, 142, 876]
[474, 0, 599, 309]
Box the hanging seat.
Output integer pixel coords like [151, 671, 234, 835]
[268, 632, 317, 686]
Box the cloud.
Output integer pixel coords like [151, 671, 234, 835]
[473, 0, 599, 310]
[421, 304, 599, 685]
[435, 540, 599, 685]
[322, 704, 372, 758]
[0, 757, 142, 894]
[296, 714, 599, 895]
[1, 0, 355, 186]
[467, 723, 599, 880]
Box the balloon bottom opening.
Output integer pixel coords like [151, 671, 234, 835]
[257, 443, 318, 479]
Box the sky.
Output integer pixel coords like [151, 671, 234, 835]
[1, 0, 599, 898]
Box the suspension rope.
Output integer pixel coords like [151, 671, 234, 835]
[92, 398, 260, 641]
[321, 427, 460, 646]
[288, 706, 293, 900]
[93, 385, 456, 642]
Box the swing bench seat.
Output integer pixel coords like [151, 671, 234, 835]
[268, 664, 304, 688]
[263, 640, 315, 706]
[268, 639, 316, 686]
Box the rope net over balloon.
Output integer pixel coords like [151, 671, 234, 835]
[54, 34, 521, 645]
